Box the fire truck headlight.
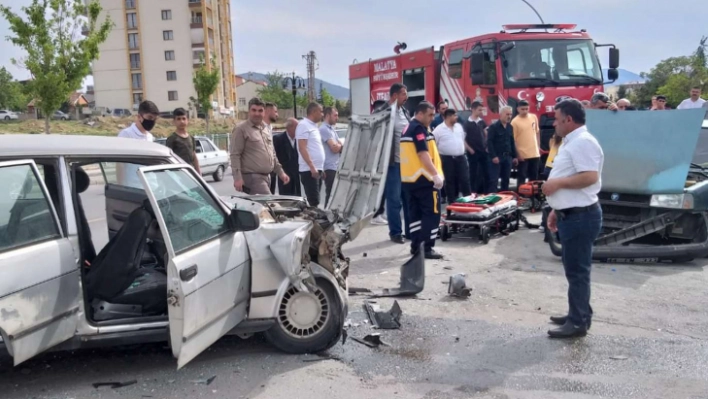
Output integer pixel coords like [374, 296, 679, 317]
[536, 92, 545, 102]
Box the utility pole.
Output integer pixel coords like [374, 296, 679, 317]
[302, 51, 318, 102]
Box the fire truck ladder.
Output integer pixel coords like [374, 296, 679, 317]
[594, 211, 683, 247]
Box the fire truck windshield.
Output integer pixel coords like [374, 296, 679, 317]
[501, 39, 602, 88]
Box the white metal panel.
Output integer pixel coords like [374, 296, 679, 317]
[137, 165, 249, 369]
[0, 160, 80, 365]
[326, 108, 394, 240]
[350, 77, 372, 116]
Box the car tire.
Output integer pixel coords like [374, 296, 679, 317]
[265, 278, 343, 354]
[61, 117, 66, 121]
[212, 165, 224, 182]
[3, 116, 9, 120]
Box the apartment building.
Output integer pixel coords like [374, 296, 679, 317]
[92, 0, 236, 115]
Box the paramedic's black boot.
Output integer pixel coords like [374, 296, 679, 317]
[548, 321, 587, 338]
[424, 249, 444, 260]
[550, 315, 591, 330]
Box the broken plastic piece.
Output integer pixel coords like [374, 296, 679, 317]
[92, 380, 138, 389]
[448, 274, 472, 298]
[364, 300, 402, 329]
[351, 333, 389, 348]
[370, 244, 425, 298]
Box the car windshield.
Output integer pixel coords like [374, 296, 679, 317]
[501, 39, 602, 88]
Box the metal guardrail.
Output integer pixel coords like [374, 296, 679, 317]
[204, 133, 230, 151]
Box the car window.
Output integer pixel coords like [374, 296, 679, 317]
[143, 168, 229, 253]
[195, 141, 204, 153]
[101, 161, 147, 190]
[200, 140, 216, 152]
[0, 163, 61, 253]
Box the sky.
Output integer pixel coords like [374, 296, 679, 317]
[0, 0, 705, 88]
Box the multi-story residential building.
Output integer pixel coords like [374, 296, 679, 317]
[91, 0, 236, 115]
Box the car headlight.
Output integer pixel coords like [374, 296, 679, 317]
[650, 194, 694, 209]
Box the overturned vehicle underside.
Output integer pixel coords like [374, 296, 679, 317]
[547, 109, 708, 263]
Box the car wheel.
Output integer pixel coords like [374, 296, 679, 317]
[3, 116, 9, 120]
[265, 278, 343, 354]
[212, 165, 224, 182]
[61, 117, 66, 121]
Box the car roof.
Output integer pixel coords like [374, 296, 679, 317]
[0, 134, 173, 158]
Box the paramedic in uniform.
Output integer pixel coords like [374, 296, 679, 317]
[543, 99, 604, 338]
[401, 101, 445, 260]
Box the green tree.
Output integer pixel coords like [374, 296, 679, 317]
[319, 87, 335, 108]
[0, 67, 29, 111]
[193, 56, 220, 134]
[1, 0, 112, 133]
[635, 55, 694, 107]
[296, 94, 309, 109]
[257, 71, 295, 109]
[616, 85, 628, 100]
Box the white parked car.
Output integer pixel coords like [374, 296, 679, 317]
[155, 136, 230, 182]
[0, 110, 18, 120]
[0, 134, 369, 369]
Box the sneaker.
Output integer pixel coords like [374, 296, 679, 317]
[371, 215, 388, 225]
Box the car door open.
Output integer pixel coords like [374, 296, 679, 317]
[0, 160, 80, 365]
[137, 164, 251, 368]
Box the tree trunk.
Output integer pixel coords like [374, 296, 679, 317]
[44, 116, 50, 134]
[205, 114, 210, 135]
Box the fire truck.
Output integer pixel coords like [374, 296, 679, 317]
[348, 24, 620, 152]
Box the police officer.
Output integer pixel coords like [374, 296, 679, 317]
[401, 101, 445, 259]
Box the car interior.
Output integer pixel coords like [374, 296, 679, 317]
[69, 161, 170, 325]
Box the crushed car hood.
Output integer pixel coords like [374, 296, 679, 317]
[586, 109, 706, 195]
[325, 109, 395, 240]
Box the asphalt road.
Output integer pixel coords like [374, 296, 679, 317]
[2, 172, 707, 398]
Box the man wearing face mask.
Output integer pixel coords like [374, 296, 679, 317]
[117, 100, 159, 188]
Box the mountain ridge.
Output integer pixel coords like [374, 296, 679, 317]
[237, 72, 350, 100]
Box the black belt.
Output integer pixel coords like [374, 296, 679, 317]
[556, 203, 599, 219]
[441, 154, 466, 159]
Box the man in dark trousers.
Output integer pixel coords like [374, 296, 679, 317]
[370, 83, 410, 244]
[432, 108, 470, 203]
[296, 102, 326, 207]
[463, 101, 488, 194]
[544, 99, 604, 338]
[400, 101, 445, 260]
[486, 106, 518, 192]
[273, 118, 301, 196]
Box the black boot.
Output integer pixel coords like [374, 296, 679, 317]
[549, 315, 592, 330]
[548, 321, 587, 338]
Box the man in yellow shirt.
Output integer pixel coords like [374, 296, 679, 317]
[511, 100, 540, 188]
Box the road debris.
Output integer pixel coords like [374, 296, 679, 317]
[364, 300, 402, 329]
[92, 380, 138, 389]
[610, 355, 629, 360]
[349, 287, 372, 295]
[370, 244, 425, 298]
[190, 376, 217, 385]
[448, 274, 472, 298]
[351, 333, 390, 348]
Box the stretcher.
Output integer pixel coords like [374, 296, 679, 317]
[439, 193, 520, 244]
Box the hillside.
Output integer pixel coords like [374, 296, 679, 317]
[238, 72, 350, 100]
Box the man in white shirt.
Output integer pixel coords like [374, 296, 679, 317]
[542, 99, 604, 339]
[116, 100, 158, 189]
[677, 86, 706, 109]
[433, 108, 470, 203]
[297, 102, 326, 207]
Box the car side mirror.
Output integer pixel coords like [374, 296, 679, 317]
[229, 208, 260, 232]
[470, 52, 484, 85]
[609, 48, 620, 69]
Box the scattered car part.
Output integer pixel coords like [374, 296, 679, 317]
[92, 380, 138, 389]
[351, 333, 389, 348]
[448, 274, 472, 298]
[364, 300, 402, 329]
[370, 244, 425, 298]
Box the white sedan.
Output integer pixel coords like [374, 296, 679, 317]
[0, 110, 19, 120]
[155, 136, 230, 182]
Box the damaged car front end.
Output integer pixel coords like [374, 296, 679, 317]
[547, 108, 708, 263]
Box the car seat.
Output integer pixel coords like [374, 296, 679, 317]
[86, 198, 167, 321]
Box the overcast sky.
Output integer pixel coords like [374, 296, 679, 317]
[0, 0, 704, 87]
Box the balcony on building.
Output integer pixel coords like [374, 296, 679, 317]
[188, 0, 202, 9]
[191, 13, 203, 29]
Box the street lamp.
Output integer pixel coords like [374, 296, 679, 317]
[283, 72, 306, 118]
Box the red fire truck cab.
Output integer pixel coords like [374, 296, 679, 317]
[348, 24, 620, 152]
